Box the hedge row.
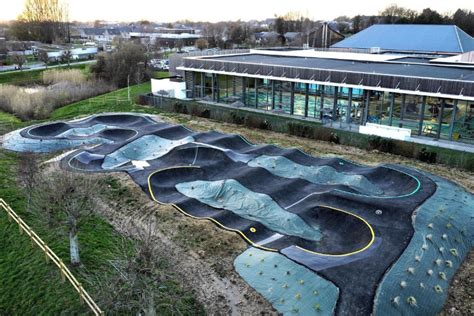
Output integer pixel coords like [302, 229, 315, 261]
[139, 95, 474, 171]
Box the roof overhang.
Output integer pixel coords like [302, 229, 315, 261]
[178, 55, 474, 101]
[178, 66, 474, 101]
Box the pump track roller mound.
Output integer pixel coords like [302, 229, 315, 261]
[3, 113, 473, 315]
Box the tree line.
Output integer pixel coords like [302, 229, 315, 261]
[10, 0, 69, 44]
[350, 6, 474, 35]
[6, 2, 474, 48]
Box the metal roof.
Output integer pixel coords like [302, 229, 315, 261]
[206, 54, 474, 82]
[331, 24, 474, 54]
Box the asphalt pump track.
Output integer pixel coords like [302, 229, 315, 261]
[3, 113, 473, 315]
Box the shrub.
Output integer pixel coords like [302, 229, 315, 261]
[329, 131, 340, 144]
[287, 122, 313, 138]
[90, 43, 150, 88]
[200, 108, 211, 118]
[245, 116, 271, 130]
[230, 112, 245, 125]
[418, 148, 437, 164]
[368, 136, 394, 152]
[173, 102, 188, 114]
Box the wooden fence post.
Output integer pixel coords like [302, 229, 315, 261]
[59, 259, 66, 282]
[1, 199, 103, 315]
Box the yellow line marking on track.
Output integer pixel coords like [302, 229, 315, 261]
[147, 166, 375, 257]
[147, 166, 277, 252]
[295, 206, 375, 257]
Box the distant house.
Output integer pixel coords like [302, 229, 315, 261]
[254, 31, 280, 45]
[106, 28, 122, 39]
[284, 32, 303, 45]
[80, 28, 122, 43]
[117, 26, 132, 39]
[331, 24, 474, 54]
[155, 27, 195, 35]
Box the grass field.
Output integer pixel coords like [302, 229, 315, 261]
[0, 80, 204, 314]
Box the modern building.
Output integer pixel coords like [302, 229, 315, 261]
[174, 48, 474, 145]
[332, 24, 474, 55]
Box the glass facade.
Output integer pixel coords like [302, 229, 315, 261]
[189, 72, 474, 145]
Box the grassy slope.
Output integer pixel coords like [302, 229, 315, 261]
[0, 113, 88, 314]
[50, 70, 169, 120]
[0, 80, 202, 314]
[51, 82, 159, 119]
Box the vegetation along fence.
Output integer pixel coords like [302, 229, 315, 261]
[140, 94, 474, 171]
[0, 198, 103, 315]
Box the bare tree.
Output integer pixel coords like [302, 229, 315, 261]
[11, 53, 26, 70]
[195, 38, 209, 51]
[60, 49, 72, 67]
[91, 215, 161, 314]
[13, 0, 69, 44]
[37, 50, 49, 67]
[17, 152, 40, 210]
[174, 39, 184, 52]
[31, 169, 99, 266]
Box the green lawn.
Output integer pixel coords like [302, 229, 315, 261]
[0, 80, 203, 314]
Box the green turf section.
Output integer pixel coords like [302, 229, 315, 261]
[0, 83, 203, 314]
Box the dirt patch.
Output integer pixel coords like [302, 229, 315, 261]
[94, 172, 275, 315]
[439, 250, 474, 316]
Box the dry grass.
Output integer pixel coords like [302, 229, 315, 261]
[0, 80, 114, 121]
[42, 69, 87, 85]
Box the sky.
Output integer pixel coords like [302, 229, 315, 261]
[1, 0, 474, 22]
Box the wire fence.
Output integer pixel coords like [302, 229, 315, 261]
[0, 198, 103, 315]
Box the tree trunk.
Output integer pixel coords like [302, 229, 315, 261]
[144, 294, 157, 316]
[69, 226, 81, 266]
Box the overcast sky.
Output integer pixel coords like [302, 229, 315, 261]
[2, 0, 474, 22]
